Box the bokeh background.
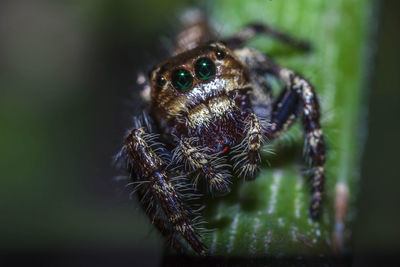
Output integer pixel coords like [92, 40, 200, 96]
[0, 0, 399, 266]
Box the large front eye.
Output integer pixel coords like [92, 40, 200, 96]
[195, 57, 216, 81]
[171, 69, 193, 92]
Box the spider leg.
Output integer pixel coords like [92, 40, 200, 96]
[270, 68, 326, 219]
[223, 23, 311, 51]
[173, 137, 231, 193]
[234, 47, 326, 219]
[135, 184, 187, 254]
[269, 85, 301, 138]
[231, 113, 263, 180]
[120, 115, 206, 255]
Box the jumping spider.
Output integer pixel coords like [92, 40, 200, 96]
[116, 11, 325, 256]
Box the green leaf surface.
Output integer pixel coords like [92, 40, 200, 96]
[193, 0, 374, 257]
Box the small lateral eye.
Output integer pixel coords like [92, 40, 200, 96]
[194, 57, 216, 81]
[171, 69, 193, 92]
[156, 75, 166, 87]
[215, 49, 226, 60]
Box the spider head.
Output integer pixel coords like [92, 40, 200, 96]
[150, 42, 250, 126]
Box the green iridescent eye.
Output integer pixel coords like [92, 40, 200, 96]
[195, 57, 216, 81]
[171, 69, 193, 92]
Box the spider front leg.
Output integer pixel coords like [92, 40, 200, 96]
[232, 113, 263, 180]
[121, 119, 206, 255]
[135, 184, 187, 254]
[235, 47, 326, 219]
[173, 137, 231, 193]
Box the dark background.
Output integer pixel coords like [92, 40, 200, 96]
[0, 0, 399, 266]
[353, 0, 400, 265]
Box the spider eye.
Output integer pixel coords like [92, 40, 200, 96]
[171, 69, 193, 92]
[215, 49, 226, 60]
[156, 75, 166, 87]
[194, 57, 216, 81]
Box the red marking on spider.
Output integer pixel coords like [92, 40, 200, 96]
[219, 139, 229, 153]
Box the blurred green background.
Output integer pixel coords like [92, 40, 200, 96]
[0, 0, 399, 265]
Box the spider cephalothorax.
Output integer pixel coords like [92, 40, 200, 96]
[117, 11, 325, 256]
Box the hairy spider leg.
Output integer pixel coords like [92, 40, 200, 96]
[223, 22, 311, 51]
[173, 137, 231, 193]
[234, 47, 326, 219]
[272, 67, 326, 219]
[135, 184, 187, 254]
[231, 113, 263, 180]
[121, 118, 206, 255]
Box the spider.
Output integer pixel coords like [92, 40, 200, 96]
[116, 10, 326, 256]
